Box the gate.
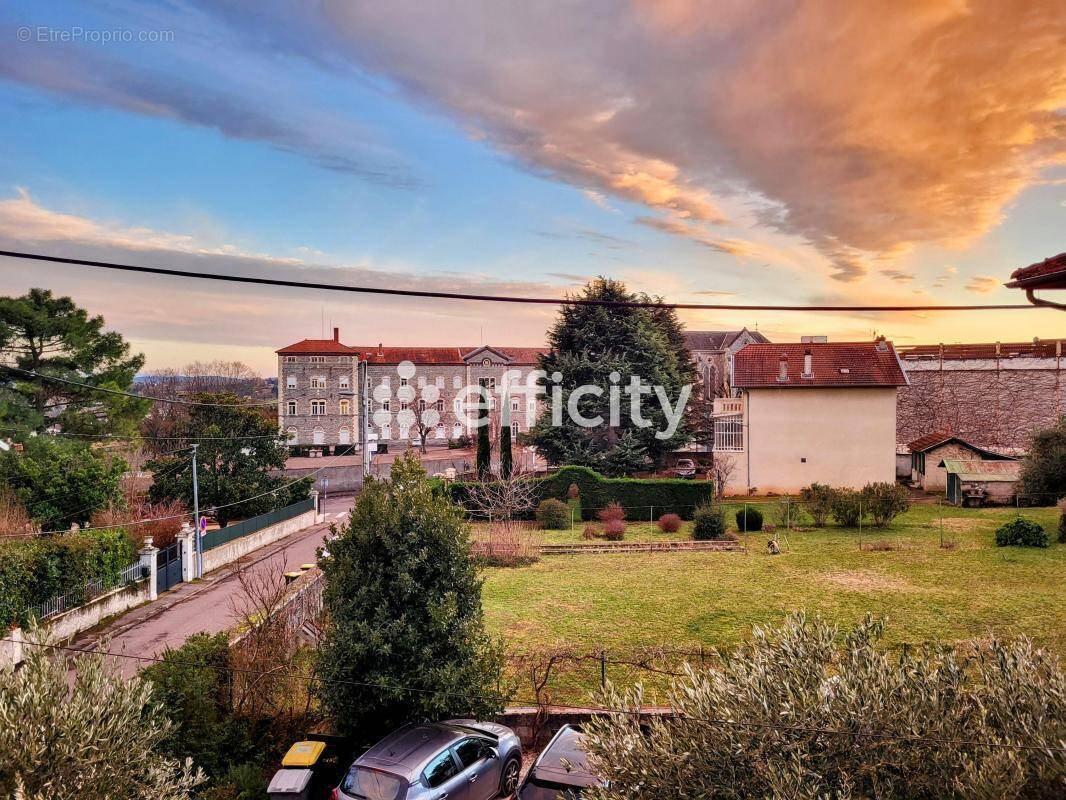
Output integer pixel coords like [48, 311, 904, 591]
[156, 541, 183, 594]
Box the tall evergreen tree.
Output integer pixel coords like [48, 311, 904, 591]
[499, 418, 513, 478]
[0, 289, 148, 436]
[476, 403, 492, 478]
[316, 453, 506, 745]
[527, 277, 694, 474]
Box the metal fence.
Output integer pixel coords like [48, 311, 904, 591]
[201, 497, 316, 552]
[30, 560, 148, 622]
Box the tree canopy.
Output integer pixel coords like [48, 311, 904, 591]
[146, 393, 310, 526]
[1019, 416, 1066, 502]
[316, 452, 507, 745]
[526, 277, 695, 475]
[0, 288, 148, 437]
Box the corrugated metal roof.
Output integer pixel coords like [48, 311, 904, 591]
[938, 459, 1022, 482]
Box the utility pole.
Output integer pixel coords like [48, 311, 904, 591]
[361, 359, 371, 478]
[191, 443, 202, 579]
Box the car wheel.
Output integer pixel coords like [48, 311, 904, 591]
[499, 754, 521, 797]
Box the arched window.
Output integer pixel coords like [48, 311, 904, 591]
[338, 426, 351, 445]
[312, 427, 325, 445]
[380, 424, 391, 440]
[285, 427, 298, 442]
[453, 375, 462, 389]
[435, 422, 445, 439]
[339, 399, 351, 415]
[452, 422, 463, 438]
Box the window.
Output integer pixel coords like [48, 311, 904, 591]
[286, 400, 297, 416]
[478, 376, 496, 389]
[417, 376, 426, 389]
[339, 374, 350, 389]
[380, 376, 391, 387]
[339, 399, 350, 415]
[400, 401, 409, 412]
[482, 358, 491, 367]
[309, 356, 325, 363]
[714, 415, 744, 451]
[338, 426, 351, 445]
[399, 425, 409, 440]
[419, 400, 426, 412]
[423, 751, 458, 789]
[342, 766, 406, 800]
[285, 427, 297, 442]
[310, 376, 326, 389]
[452, 422, 463, 437]
[286, 376, 297, 389]
[400, 377, 408, 388]
[454, 738, 493, 769]
[436, 399, 444, 413]
[435, 422, 445, 439]
[511, 421, 520, 437]
[380, 424, 391, 439]
[310, 400, 326, 416]
[436, 376, 445, 389]
[382, 399, 391, 412]
[283, 356, 297, 363]
[312, 427, 325, 445]
[453, 398, 462, 414]
[511, 398, 519, 412]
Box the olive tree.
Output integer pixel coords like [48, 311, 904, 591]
[0, 629, 204, 800]
[582, 614, 1065, 800]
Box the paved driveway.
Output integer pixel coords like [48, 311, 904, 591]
[75, 494, 354, 677]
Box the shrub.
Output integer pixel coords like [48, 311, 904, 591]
[735, 506, 763, 532]
[597, 501, 626, 524]
[469, 522, 541, 567]
[693, 505, 727, 540]
[582, 523, 599, 540]
[800, 483, 834, 527]
[830, 488, 865, 528]
[581, 615, 1066, 799]
[535, 499, 571, 530]
[603, 519, 626, 540]
[995, 518, 1049, 548]
[91, 497, 188, 549]
[1058, 498, 1066, 544]
[567, 483, 580, 500]
[566, 484, 582, 523]
[657, 513, 682, 533]
[861, 482, 910, 527]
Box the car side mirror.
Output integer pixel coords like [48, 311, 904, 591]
[481, 746, 498, 760]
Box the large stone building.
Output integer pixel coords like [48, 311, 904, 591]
[683, 328, 769, 398]
[277, 331, 547, 448]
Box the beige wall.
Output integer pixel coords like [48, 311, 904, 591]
[743, 387, 898, 494]
[917, 442, 973, 491]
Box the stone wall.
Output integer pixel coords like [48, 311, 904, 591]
[898, 362, 1066, 451]
[201, 507, 318, 574]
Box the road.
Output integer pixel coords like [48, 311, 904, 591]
[75, 494, 355, 677]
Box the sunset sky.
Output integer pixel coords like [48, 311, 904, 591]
[1, 1, 1064, 373]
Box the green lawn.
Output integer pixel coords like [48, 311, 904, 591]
[481, 503, 1065, 703]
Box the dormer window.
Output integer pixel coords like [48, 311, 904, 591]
[777, 355, 789, 382]
[802, 349, 813, 378]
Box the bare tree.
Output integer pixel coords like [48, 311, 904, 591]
[465, 469, 539, 521]
[710, 454, 737, 501]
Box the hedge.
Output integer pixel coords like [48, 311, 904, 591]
[449, 465, 714, 520]
[0, 528, 136, 629]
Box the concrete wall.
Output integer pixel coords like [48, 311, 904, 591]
[744, 387, 898, 494]
[202, 509, 317, 574]
[1, 581, 150, 668]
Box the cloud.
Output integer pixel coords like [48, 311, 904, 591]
[633, 215, 752, 256]
[545, 272, 595, 283]
[0, 40, 418, 187]
[880, 269, 915, 284]
[194, 1, 1066, 272]
[964, 275, 1001, 294]
[534, 228, 637, 250]
[690, 289, 737, 297]
[931, 264, 960, 288]
[0, 190, 559, 368]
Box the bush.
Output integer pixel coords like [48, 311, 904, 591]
[1058, 498, 1066, 544]
[469, 522, 541, 567]
[657, 513, 682, 533]
[448, 434, 472, 449]
[582, 523, 599, 540]
[603, 519, 626, 540]
[535, 499, 571, 530]
[597, 501, 626, 524]
[862, 482, 910, 527]
[830, 488, 865, 528]
[995, 518, 1049, 548]
[800, 483, 835, 527]
[0, 528, 136, 629]
[735, 506, 763, 532]
[581, 615, 1066, 799]
[693, 505, 727, 540]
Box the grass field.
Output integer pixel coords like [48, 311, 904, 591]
[480, 503, 1065, 702]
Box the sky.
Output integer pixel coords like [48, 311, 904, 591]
[0, 0, 1064, 374]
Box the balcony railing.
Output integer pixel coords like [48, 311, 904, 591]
[713, 397, 743, 415]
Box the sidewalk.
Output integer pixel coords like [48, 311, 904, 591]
[75, 496, 354, 677]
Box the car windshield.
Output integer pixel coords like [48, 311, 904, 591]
[341, 766, 408, 800]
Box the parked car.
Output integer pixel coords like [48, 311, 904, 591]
[517, 725, 602, 799]
[333, 719, 522, 800]
[670, 458, 697, 479]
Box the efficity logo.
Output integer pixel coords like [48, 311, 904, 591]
[370, 361, 691, 440]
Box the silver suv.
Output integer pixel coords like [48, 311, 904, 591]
[334, 719, 522, 800]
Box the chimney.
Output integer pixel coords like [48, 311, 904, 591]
[803, 348, 813, 378]
[332, 327, 339, 342]
[778, 353, 789, 382]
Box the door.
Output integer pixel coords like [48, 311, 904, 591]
[453, 738, 500, 800]
[155, 541, 183, 594]
[422, 750, 469, 800]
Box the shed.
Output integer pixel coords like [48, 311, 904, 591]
[906, 429, 1013, 492]
[940, 459, 1022, 506]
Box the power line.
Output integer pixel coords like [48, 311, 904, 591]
[3, 366, 278, 407]
[0, 424, 281, 443]
[0, 248, 1037, 312]
[7, 637, 1063, 755]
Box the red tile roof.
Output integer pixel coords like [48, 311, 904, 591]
[350, 346, 547, 365]
[898, 340, 1065, 361]
[906, 427, 954, 452]
[276, 339, 358, 355]
[1006, 251, 1066, 289]
[732, 341, 908, 389]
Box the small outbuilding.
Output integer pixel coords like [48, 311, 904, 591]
[940, 459, 1022, 506]
[907, 428, 1014, 492]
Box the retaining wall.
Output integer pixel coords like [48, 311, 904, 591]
[202, 508, 318, 574]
